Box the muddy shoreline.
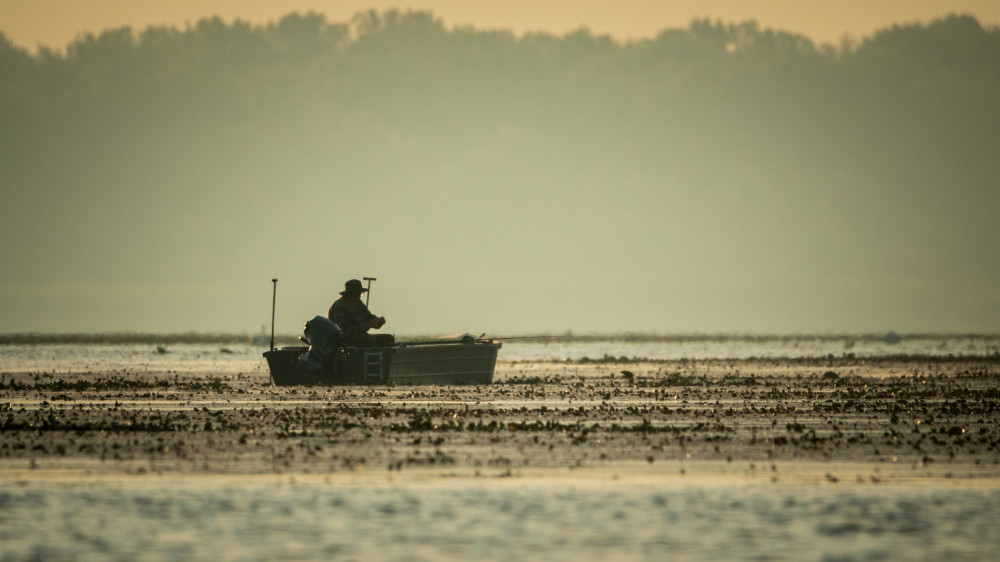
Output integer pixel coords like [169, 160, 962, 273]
[2, 358, 998, 485]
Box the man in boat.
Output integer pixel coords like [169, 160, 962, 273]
[328, 279, 394, 347]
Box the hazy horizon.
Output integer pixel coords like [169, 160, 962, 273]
[2, 11, 998, 336]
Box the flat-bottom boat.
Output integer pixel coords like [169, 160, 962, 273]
[263, 334, 501, 386]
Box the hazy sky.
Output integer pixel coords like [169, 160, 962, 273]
[3, 0, 1000, 49]
[2, 2, 998, 336]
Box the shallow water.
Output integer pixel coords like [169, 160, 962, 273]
[2, 336, 998, 561]
[1, 479, 997, 561]
[2, 335, 997, 374]
[502, 335, 1000, 362]
[0, 343, 265, 375]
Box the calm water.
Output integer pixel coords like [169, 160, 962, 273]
[2, 335, 998, 374]
[2, 335, 998, 561]
[501, 335, 999, 362]
[1, 480, 998, 561]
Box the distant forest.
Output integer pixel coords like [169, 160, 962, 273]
[1, 12, 998, 302]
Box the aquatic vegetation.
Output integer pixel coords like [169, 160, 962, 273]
[0, 356, 996, 479]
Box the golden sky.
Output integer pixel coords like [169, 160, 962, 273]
[2, 0, 999, 49]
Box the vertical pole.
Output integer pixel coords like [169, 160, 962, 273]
[270, 278, 278, 352]
[363, 277, 376, 307]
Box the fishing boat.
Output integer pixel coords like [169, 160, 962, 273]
[263, 335, 501, 386]
[261, 279, 501, 386]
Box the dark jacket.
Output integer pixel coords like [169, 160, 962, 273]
[328, 296, 376, 340]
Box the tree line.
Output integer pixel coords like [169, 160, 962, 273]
[1, 11, 997, 299]
[3, 11, 997, 185]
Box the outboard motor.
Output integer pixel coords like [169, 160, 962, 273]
[302, 316, 344, 371]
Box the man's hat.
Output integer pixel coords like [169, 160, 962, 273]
[340, 279, 368, 295]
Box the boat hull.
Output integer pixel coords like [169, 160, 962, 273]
[263, 340, 500, 386]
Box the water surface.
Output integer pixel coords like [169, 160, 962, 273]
[1, 479, 997, 561]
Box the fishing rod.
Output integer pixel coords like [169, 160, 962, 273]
[397, 334, 561, 346]
[489, 335, 564, 341]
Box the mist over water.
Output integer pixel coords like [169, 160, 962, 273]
[1, 12, 998, 335]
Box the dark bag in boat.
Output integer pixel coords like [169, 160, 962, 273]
[302, 316, 344, 371]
